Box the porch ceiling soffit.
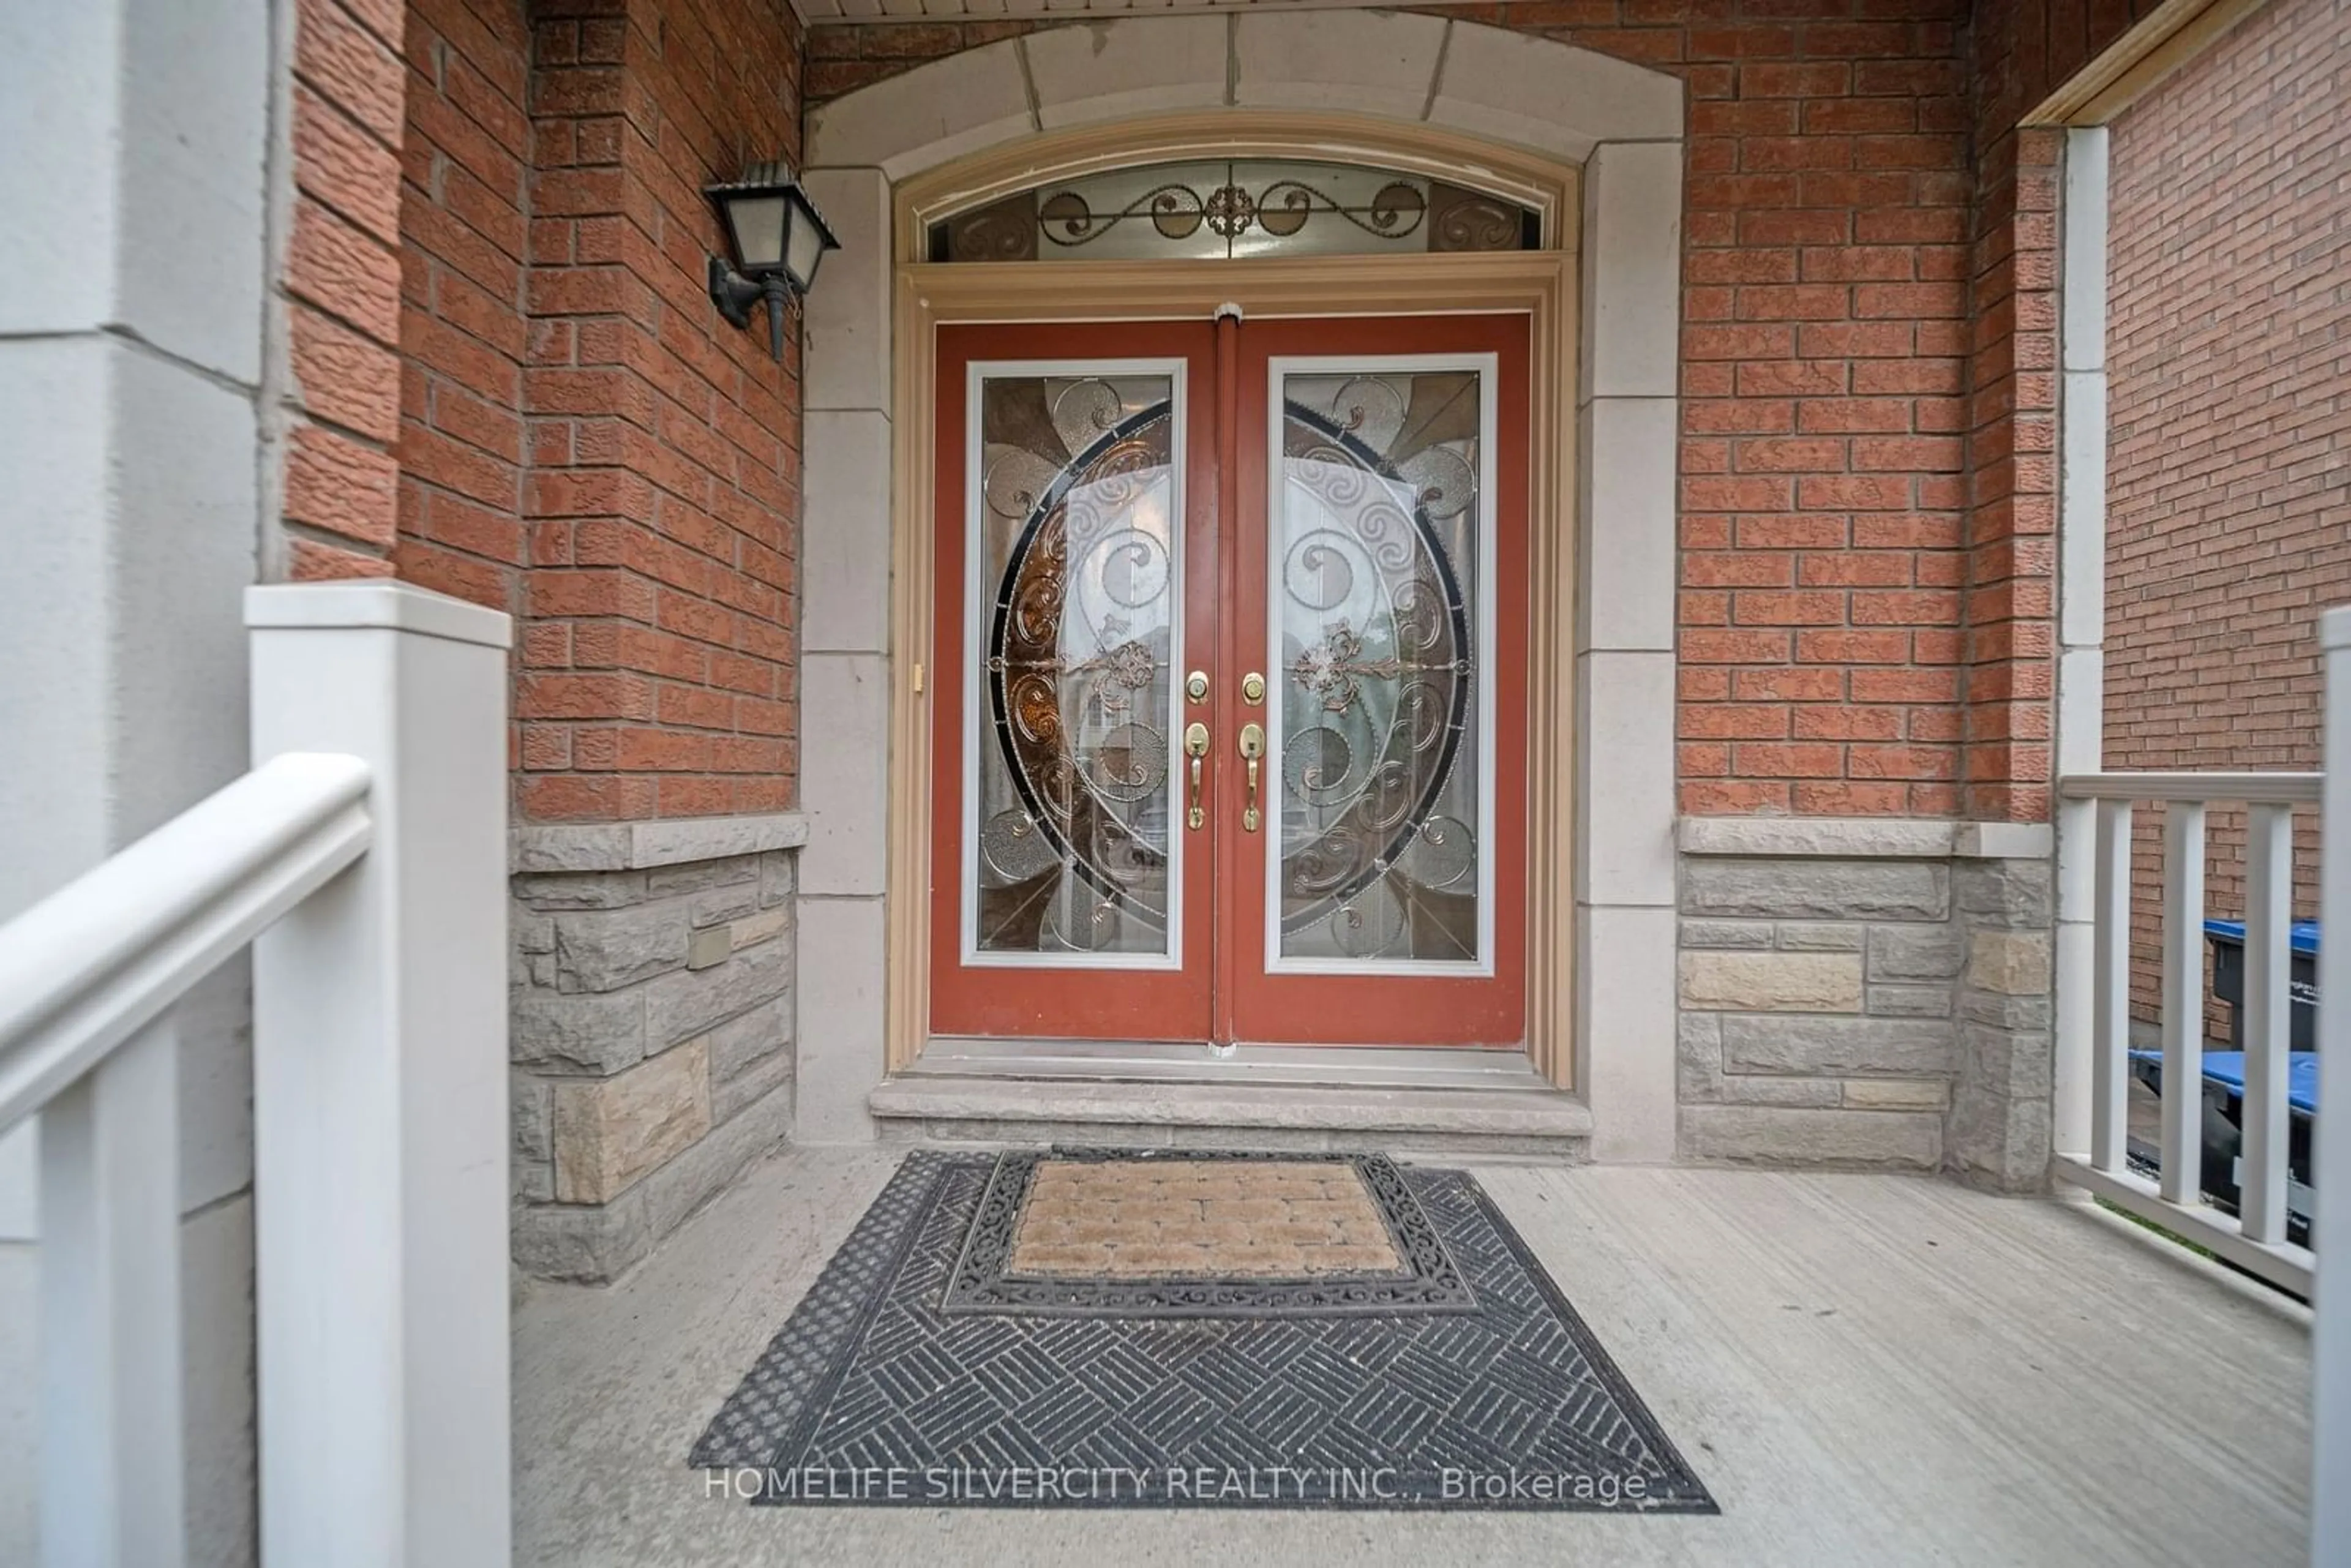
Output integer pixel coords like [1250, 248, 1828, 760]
[804, 16, 1684, 184]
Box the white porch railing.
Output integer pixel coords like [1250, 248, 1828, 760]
[2052, 770, 2320, 1295]
[0, 582, 512, 1567]
[2056, 607, 2349, 1568]
[2053, 605, 2345, 1315]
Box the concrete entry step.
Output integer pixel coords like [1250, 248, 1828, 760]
[866, 1073, 1594, 1160]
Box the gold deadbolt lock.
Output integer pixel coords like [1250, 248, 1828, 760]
[1185, 669, 1209, 703]
[1240, 671, 1266, 705]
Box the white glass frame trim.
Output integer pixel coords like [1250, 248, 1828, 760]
[959, 356, 1191, 971]
[1261, 352, 1501, 978]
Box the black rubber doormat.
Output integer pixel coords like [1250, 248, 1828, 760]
[689, 1150, 1715, 1512]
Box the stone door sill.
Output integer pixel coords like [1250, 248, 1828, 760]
[906, 1037, 1558, 1090]
[867, 1067, 1594, 1160]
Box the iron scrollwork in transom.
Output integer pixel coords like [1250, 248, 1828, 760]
[931, 159, 1539, 263]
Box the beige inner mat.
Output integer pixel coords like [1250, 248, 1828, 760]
[1006, 1159, 1405, 1278]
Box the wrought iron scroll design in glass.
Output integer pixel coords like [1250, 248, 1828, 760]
[931, 159, 1539, 264]
[1273, 370, 1486, 966]
[972, 375, 1180, 959]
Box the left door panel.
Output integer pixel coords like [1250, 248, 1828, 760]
[929, 323, 1219, 1040]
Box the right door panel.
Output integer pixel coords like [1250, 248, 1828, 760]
[1226, 315, 1531, 1046]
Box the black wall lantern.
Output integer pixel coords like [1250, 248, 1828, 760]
[704, 161, 839, 361]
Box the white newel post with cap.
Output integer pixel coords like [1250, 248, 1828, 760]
[246, 582, 513, 1566]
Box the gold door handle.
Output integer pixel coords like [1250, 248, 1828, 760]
[1183, 722, 1210, 830]
[1238, 722, 1265, 832]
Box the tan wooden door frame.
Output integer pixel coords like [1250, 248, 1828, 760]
[878, 126, 1583, 1086]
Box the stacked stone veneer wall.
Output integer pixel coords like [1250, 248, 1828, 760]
[1676, 823, 2053, 1190]
[1945, 855, 2057, 1191]
[509, 821, 802, 1280]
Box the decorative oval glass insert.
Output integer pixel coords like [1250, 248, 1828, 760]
[972, 373, 1179, 958]
[1273, 369, 1485, 966]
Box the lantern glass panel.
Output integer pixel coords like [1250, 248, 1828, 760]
[786, 203, 828, 289]
[727, 195, 787, 269]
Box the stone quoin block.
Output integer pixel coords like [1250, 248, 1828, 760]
[1946, 1089, 2052, 1193]
[1960, 1024, 2055, 1100]
[1954, 859, 2055, 926]
[1965, 930, 2053, 997]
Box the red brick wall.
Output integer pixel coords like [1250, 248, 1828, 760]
[807, 19, 1034, 100]
[520, 0, 806, 822]
[2105, 0, 2349, 1014]
[394, 0, 805, 822]
[397, 0, 530, 615]
[1658, 20, 1973, 819]
[1964, 0, 2163, 823]
[806, 6, 2025, 819]
[283, 0, 411, 580]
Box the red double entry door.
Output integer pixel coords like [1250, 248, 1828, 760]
[929, 312, 1530, 1048]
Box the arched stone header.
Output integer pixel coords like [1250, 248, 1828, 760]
[792, 14, 1687, 1166]
[806, 13, 1682, 181]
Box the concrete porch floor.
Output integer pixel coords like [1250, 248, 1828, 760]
[516, 1148, 2311, 1566]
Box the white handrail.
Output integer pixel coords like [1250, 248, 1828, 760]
[0, 752, 372, 1135]
[2057, 770, 2322, 803]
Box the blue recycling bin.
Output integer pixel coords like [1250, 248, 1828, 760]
[2127, 920, 2321, 1246]
[2128, 1049, 2317, 1247]
[2202, 918, 2319, 1051]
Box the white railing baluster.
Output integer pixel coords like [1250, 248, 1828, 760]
[2055, 795, 2098, 1161]
[37, 1011, 184, 1568]
[2159, 800, 2207, 1204]
[2091, 798, 2133, 1171]
[2240, 801, 2292, 1244]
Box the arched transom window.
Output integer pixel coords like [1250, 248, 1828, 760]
[927, 157, 1544, 263]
